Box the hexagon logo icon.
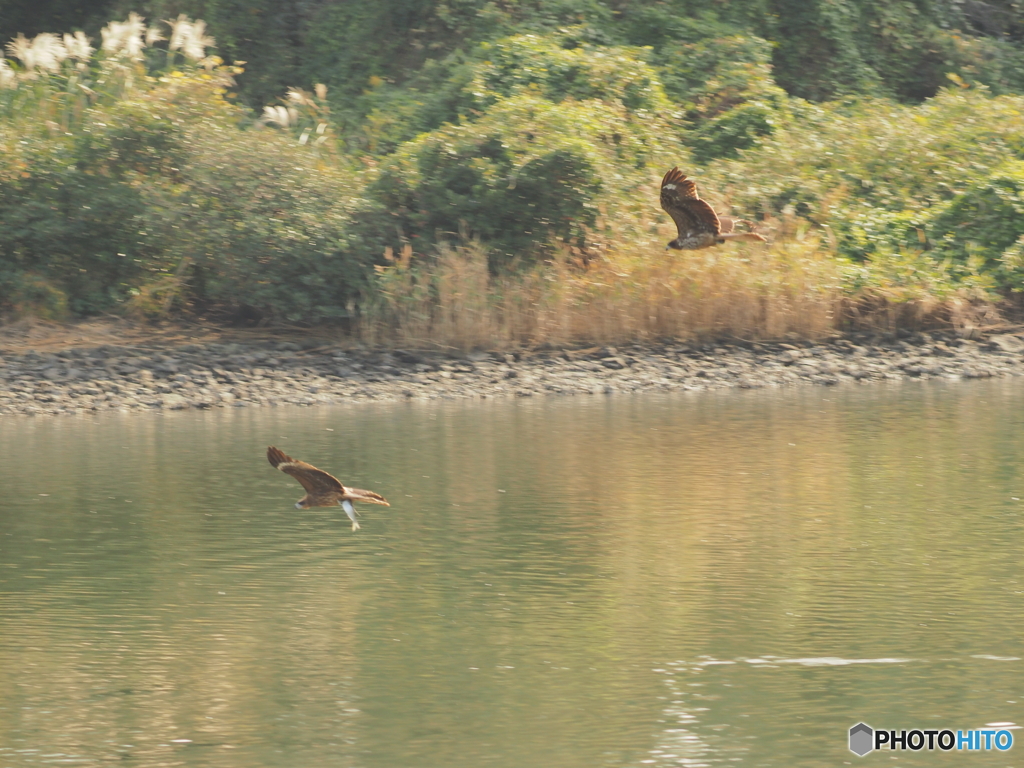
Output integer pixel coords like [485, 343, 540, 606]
[849, 723, 874, 756]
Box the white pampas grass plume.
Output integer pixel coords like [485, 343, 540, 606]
[166, 15, 215, 60]
[101, 14, 147, 60]
[182, 19, 214, 60]
[263, 105, 292, 127]
[7, 33, 68, 73]
[145, 26, 164, 47]
[5, 34, 32, 67]
[62, 31, 93, 61]
[315, 83, 327, 100]
[100, 21, 121, 53]
[166, 15, 192, 53]
[5, 34, 33, 70]
[122, 13, 146, 59]
[37, 33, 69, 71]
[0, 58, 15, 89]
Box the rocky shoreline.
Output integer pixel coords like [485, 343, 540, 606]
[2, 330, 1024, 416]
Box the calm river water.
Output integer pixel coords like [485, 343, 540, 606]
[2, 381, 1024, 767]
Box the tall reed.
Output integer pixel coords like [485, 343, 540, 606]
[364, 222, 846, 350]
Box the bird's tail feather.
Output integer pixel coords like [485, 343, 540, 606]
[350, 489, 390, 506]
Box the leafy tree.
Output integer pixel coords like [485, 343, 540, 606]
[6, 0, 1024, 108]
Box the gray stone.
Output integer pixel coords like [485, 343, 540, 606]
[162, 393, 190, 410]
[989, 334, 1024, 353]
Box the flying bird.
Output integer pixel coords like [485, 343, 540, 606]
[660, 167, 766, 250]
[267, 446, 389, 531]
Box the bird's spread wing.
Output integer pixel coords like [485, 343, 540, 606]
[660, 167, 721, 238]
[267, 446, 344, 495]
[343, 486, 391, 506]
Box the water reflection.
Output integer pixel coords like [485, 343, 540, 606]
[1, 380, 1023, 767]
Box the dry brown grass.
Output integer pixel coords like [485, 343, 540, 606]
[363, 221, 847, 351]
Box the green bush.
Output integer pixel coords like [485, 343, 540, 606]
[350, 33, 672, 157]
[350, 55, 477, 156]
[0, 122, 159, 315]
[657, 35, 781, 114]
[649, 36, 791, 159]
[168, 114, 383, 322]
[0, 272, 70, 320]
[705, 90, 1024, 251]
[948, 35, 1024, 96]
[690, 88, 1024, 298]
[0, 43, 381, 322]
[926, 162, 1024, 268]
[368, 89, 680, 270]
[690, 99, 781, 160]
[468, 34, 667, 115]
[999, 236, 1024, 292]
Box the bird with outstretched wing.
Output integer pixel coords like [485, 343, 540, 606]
[267, 446, 389, 531]
[660, 167, 765, 250]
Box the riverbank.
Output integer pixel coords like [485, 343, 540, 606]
[3, 322, 1024, 416]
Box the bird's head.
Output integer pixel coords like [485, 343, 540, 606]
[295, 500, 309, 509]
[666, 239, 683, 250]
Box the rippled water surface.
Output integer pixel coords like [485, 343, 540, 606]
[2, 381, 1024, 767]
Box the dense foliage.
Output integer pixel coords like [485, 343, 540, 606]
[0, 5, 1023, 329]
[4, 0, 1021, 107]
[363, 36, 680, 266]
[0, 21, 381, 321]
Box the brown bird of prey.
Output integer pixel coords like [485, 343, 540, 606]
[267, 446, 389, 531]
[660, 167, 766, 250]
